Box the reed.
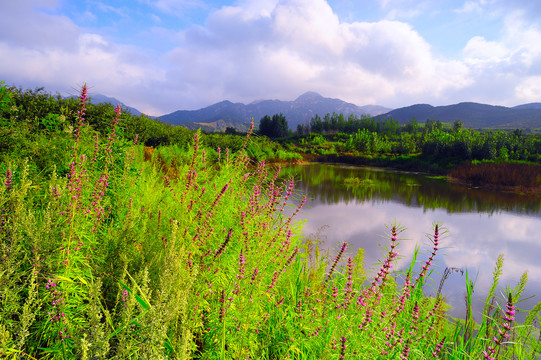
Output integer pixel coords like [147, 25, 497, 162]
[449, 161, 541, 192]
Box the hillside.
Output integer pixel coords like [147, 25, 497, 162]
[70, 93, 144, 116]
[379, 102, 541, 129]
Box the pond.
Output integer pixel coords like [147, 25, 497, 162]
[282, 163, 541, 321]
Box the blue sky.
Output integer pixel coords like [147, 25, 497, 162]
[1, 0, 541, 115]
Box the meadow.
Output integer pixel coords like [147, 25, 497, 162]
[0, 83, 540, 359]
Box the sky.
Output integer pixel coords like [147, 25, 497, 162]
[1, 0, 541, 116]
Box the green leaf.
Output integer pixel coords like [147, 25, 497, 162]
[119, 281, 150, 310]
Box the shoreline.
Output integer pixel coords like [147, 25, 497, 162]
[283, 152, 541, 196]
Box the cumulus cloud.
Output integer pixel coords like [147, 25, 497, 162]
[0, 1, 79, 51]
[454, 10, 541, 105]
[161, 0, 476, 110]
[0, 1, 164, 113]
[516, 77, 541, 102]
[463, 36, 508, 62]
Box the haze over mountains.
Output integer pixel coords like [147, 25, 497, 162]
[89, 92, 541, 131]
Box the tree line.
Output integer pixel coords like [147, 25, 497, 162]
[254, 110, 541, 164]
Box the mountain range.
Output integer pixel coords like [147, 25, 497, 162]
[88, 92, 541, 131]
[84, 94, 143, 116]
[380, 102, 541, 129]
[158, 92, 390, 131]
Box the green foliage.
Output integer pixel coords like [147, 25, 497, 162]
[392, 133, 419, 155]
[0, 81, 13, 119]
[296, 110, 541, 167]
[258, 113, 289, 138]
[345, 128, 392, 153]
[420, 128, 538, 164]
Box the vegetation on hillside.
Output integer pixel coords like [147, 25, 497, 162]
[288, 112, 541, 164]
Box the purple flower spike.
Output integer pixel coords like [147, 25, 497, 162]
[482, 293, 514, 358]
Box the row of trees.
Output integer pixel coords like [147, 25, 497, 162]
[283, 110, 541, 163]
[258, 113, 289, 138]
[300, 113, 404, 136]
[255, 110, 541, 164]
[257, 112, 444, 139]
[323, 125, 541, 162]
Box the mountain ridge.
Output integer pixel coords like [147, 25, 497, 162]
[86, 91, 541, 131]
[159, 91, 391, 131]
[69, 94, 144, 117]
[379, 102, 541, 129]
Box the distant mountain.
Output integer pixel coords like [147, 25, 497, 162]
[513, 103, 541, 110]
[378, 102, 541, 129]
[159, 92, 391, 131]
[69, 94, 144, 116]
[78, 92, 541, 131]
[89, 94, 143, 116]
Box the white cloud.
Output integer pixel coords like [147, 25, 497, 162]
[160, 0, 475, 109]
[454, 1, 484, 14]
[142, 0, 206, 15]
[0, 1, 79, 51]
[95, 2, 127, 17]
[454, 10, 541, 105]
[463, 36, 509, 63]
[515, 77, 541, 102]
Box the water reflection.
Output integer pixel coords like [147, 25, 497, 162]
[282, 163, 541, 320]
[282, 163, 541, 215]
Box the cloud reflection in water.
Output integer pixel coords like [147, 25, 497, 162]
[287, 163, 541, 320]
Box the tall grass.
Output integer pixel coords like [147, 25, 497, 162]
[449, 161, 541, 192]
[0, 84, 540, 359]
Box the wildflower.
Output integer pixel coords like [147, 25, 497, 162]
[326, 242, 347, 282]
[416, 224, 441, 284]
[237, 251, 246, 279]
[432, 337, 445, 358]
[339, 336, 347, 359]
[74, 83, 87, 141]
[214, 227, 232, 259]
[250, 267, 259, 285]
[482, 293, 514, 359]
[400, 344, 410, 359]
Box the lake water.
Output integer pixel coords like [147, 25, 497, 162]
[282, 163, 541, 321]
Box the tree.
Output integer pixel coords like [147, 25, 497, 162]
[258, 113, 289, 138]
[360, 115, 377, 133]
[423, 119, 443, 134]
[310, 114, 323, 133]
[297, 123, 309, 135]
[452, 120, 463, 133]
[225, 126, 238, 135]
[258, 115, 272, 136]
[404, 117, 419, 134]
[323, 113, 331, 132]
